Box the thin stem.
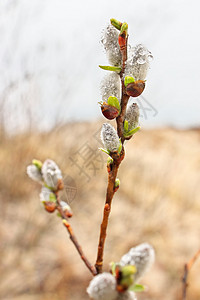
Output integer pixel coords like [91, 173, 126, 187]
[95, 30, 129, 274]
[55, 192, 97, 276]
[120, 34, 128, 73]
[182, 249, 200, 300]
[116, 91, 130, 142]
[95, 155, 123, 273]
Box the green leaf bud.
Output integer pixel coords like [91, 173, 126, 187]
[107, 96, 121, 111]
[124, 76, 135, 87]
[110, 18, 122, 30]
[32, 159, 43, 170]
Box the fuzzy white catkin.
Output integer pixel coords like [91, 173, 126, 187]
[87, 273, 118, 300]
[117, 291, 137, 300]
[41, 159, 62, 189]
[101, 24, 122, 66]
[101, 123, 120, 152]
[124, 44, 153, 81]
[27, 164, 43, 182]
[100, 72, 121, 102]
[119, 243, 155, 282]
[39, 186, 53, 202]
[60, 200, 72, 213]
[125, 103, 140, 131]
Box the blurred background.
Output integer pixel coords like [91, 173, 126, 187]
[0, 0, 200, 299]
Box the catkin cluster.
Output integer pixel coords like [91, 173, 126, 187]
[87, 243, 155, 300]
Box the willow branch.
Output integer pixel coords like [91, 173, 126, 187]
[55, 192, 97, 276]
[95, 152, 124, 273]
[95, 31, 129, 274]
[182, 249, 200, 300]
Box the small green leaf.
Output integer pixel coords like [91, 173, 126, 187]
[99, 65, 121, 73]
[124, 126, 141, 137]
[129, 284, 145, 292]
[32, 159, 43, 170]
[124, 76, 135, 87]
[110, 18, 122, 30]
[124, 120, 129, 133]
[110, 262, 116, 276]
[118, 139, 122, 154]
[115, 178, 120, 188]
[120, 22, 128, 34]
[121, 265, 137, 276]
[49, 192, 57, 203]
[107, 96, 120, 111]
[107, 156, 113, 164]
[99, 148, 110, 155]
[119, 265, 136, 289]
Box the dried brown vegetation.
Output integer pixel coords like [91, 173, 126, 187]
[0, 122, 200, 300]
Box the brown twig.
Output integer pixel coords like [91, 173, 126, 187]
[116, 90, 130, 142]
[95, 152, 124, 273]
[95, 29, 129, 274]
[182, 249, 200, 300]
[55, 191, 97, 276]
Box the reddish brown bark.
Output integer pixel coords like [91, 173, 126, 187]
[56, 192, 97, 276]
[182, 249, 200, 300]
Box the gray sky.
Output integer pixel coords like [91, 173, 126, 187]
[0, 0, 200, 132]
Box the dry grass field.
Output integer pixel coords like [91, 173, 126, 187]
[0, 122, 200, 300]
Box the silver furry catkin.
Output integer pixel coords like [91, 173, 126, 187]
[39, 186, 55, 202]
[87, 273, 118, 300]
[41, 159, 62, 189]
[27, 164, 43, 182]
[125, 103, 140, 131]
[119, 243, 155, 282]
[124, 44, 153, 81]
[100, 72, 121, 102]
[101, 24, 122, 66]
[101, 123, 120, 152]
